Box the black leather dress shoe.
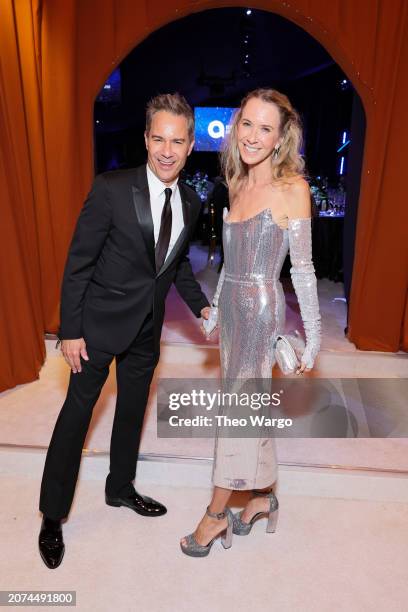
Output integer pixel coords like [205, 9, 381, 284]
[105, 489, 167, 516]
[38, 517, 65, 569]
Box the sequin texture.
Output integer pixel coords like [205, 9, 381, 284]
[211, 208, 321, 490]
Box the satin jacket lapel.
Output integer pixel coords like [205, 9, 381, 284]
[131, 166, 155, 271]
[156, 182, 191, 278]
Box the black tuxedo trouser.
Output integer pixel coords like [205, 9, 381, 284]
[39, 313, 159, 520]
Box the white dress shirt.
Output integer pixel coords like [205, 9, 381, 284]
[146, 164, 185, 262]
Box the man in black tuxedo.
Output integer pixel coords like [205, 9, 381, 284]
[38, 93, 210, 568]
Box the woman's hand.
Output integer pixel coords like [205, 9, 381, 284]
[201, 323, 218, 339]
[295, 361, 312, 375]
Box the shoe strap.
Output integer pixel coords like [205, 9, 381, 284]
[206, 505, 226, 520]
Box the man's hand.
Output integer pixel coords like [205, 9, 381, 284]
[61, 338, 89, 373]
[200, 306, 219, 339]
[200, 307, 211, 320]
[200, 306, 212, 339]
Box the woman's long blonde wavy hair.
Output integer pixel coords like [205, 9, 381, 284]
[221, 88, 305, 198]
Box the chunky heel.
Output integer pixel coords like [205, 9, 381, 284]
[180, 506, 234, 557]
[233, 489, 279, 535]
[221, 513, 233, 549]
[266, 507, 279, 533]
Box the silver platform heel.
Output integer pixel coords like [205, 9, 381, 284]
[233, 489, 279, 536]
[180, 506, 234, 557]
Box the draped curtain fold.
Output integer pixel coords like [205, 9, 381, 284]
[0, 0, 47, 390]
[0, 0, 407, 392]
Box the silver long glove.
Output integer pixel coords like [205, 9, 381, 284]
[203, 207, 228, 336]
[212, 265, 225, 307]
[203, 266, 225, 335]
[288, 218, 322, 368]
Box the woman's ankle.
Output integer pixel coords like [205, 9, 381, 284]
[206, 504, 227, 518]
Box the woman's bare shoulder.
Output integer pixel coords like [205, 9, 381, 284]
[284, 176, 311, 219]
[286, 175, 310, 191]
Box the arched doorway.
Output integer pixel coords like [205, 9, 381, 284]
[93, 6, 366, 323]
[4, 0, 406, 393]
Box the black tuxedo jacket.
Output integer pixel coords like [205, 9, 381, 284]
[59, 164, 209, 353]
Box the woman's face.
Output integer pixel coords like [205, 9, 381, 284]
[237, 97, 283, 167]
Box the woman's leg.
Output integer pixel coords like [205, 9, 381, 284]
[181, 486, 232, 547]
[208, 485, 232, 513]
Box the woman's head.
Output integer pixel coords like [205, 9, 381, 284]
[221, 88, 305, 194]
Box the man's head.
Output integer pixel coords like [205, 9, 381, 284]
[144, 93, 195, 186]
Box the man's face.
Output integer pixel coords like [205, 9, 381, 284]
[144, 111, 194, 185]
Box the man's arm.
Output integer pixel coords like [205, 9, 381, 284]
[173, 246, 210, 317]
[58, 174, 112, 371]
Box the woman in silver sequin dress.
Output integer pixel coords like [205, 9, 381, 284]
[181, 89, 321, 557]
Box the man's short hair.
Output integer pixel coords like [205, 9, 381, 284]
[145, 93, 195, 142]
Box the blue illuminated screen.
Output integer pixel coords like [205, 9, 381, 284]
[96, 68, 122, 104]
[194, 107, 237, 152]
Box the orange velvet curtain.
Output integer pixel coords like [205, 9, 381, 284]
[0, 0, 407, 392]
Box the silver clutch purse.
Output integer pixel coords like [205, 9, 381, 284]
[273, 330, 306, 375]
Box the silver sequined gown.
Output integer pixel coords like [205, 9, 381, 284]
[212, 208, 321, 490]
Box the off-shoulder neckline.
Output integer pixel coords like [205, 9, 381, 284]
[224, 207, 311, 227]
